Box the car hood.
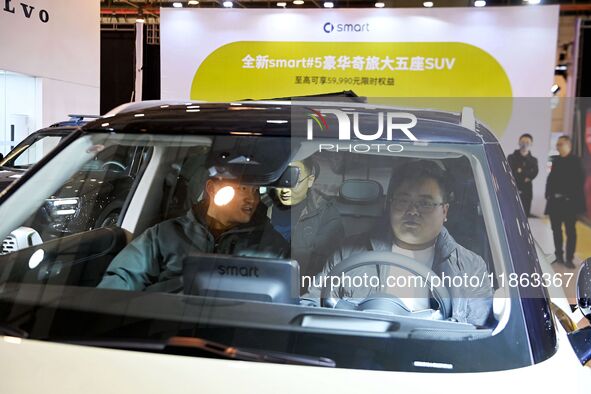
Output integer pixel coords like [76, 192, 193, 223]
[0, 333, 587, 393]
[0, 168, 25, 192]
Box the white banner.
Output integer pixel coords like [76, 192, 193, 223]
[161, 6, 559, 100]
[0, 0, 99, 86]
[0, 0, 100, 127]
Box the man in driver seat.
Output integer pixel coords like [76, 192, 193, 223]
[307, 161, 493, 326]
[98, 177, 289, 291]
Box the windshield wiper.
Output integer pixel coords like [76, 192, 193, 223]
[0, 322, 29, 338]
[61, 336, 336, 368]
[168, 336, 336, 367]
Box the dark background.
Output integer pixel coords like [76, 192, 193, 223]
[100, 29, 160, 114]
[576, 22, 591, 221]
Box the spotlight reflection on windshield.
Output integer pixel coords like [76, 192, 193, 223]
[214, 186, 235, 206]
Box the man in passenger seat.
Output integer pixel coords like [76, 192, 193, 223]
[271, 159, 344, 280]
[306, 161, 493, 326]
[98, 177, 289, 291]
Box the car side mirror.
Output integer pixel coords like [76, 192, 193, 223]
[567, 258, 591, 365]
[0, 153, 4, 161]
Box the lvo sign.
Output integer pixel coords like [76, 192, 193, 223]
[306, 108, 418, 153]
[3, 0, 50, 24]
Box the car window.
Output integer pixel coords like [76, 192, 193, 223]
[0, 132, 532, 373]
[1, 138, 152, 247]
[9, 135, 63, 168]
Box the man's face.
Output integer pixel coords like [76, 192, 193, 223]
[556, 138, 572, 157]
[206, 179, 260, 226]
[519, 136, 532, 152]
[275, 161, 313, 206]
[389, 177, 449, 248]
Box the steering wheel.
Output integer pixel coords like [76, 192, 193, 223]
[319, 251, 451, 319]
[101, 160, 126, 171]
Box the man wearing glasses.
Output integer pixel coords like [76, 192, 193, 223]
[307, 160, 493, 326]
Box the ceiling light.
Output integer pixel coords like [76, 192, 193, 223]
[188, 0, 199, 4]
[172, 2, 183, 8]
[474, 0, 486, 7]
[423, 1, 434, 7]
[293, 0, 304, 4]
[324, 2, 334, 8]
[375, 2, 385, 7]
[136, 8, 146, 22]
[277, 1, 287, 6]
[223, 1, 233, 7]
[525, 0, 540, 4]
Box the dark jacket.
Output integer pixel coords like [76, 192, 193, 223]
[272, 191, 344, 279]
[545, 154, 586, 215]
[306, 227, 493, 326]
[98, 204, 289, 291]
[507, 150, 538, 194]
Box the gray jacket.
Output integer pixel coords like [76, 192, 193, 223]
[307, 227, 493, 326]
[98, 204, 289, 291]
[271, 190, 344, 279]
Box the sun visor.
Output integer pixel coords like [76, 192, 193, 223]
[206, 136, 292, 185]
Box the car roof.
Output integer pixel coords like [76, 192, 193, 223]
[28, 126, 79, 137]
[49, 114, 100, 127]
[87, 100, 498, 144]
[22, 115, 99, 137]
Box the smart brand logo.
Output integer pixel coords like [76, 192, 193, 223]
[306, 109, 418, 141]
[323, 21, 370, 34]
[2, 0, 50, 24]
[217, 265, 260, 278]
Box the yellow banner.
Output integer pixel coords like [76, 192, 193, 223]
[191, 41, 513, 134]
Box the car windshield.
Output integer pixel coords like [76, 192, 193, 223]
[0, 131, 530, 373]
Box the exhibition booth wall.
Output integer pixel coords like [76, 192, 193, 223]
[161, 6, 560, 216]
[0, 0, 100, 155]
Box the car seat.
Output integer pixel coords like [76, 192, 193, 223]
[333, 179, 384, 238]
[444, 175, 495, 283]
[161, 147, 209, 220]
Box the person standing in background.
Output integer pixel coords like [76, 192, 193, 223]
[545, 135, 586, 269]
[508, 133, 539, 217]
[271, 159, 344, 281]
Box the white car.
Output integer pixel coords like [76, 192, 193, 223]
[0, 99, 589, 393]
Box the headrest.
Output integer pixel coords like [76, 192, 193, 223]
[339, 179, 383, 204]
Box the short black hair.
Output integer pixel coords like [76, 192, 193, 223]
[519, 133, 533, 142]
[558, 135, 572, 143]
[301, 157, 319, 178]
[388, 160, 452, 203]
